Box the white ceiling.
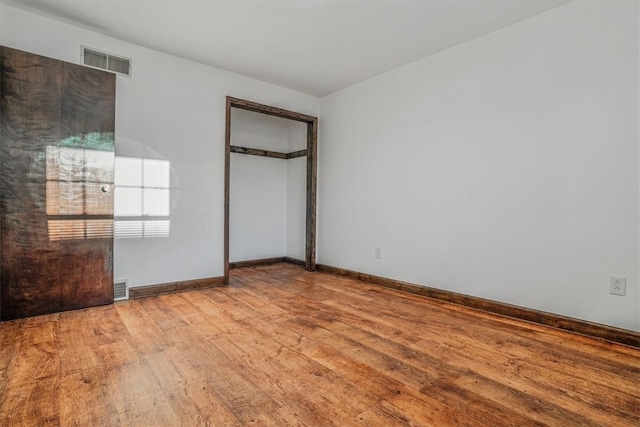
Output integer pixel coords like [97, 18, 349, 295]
[9, 0, 571, 97]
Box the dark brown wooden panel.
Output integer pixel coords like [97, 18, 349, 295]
[230, 146, 306, 160]
[1, 47, 63, 320]
[305, 119, 318, 271]
[227, 96, 316, 123]
[58, 62, 115, 311]
[61, 62, 116, 142]
[230, 145, 287, 159]
[286, 149, 307, 159]
[224, 98, 232, 284]
[0, 47, 115, 320]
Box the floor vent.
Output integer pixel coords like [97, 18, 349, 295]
[81, 46, 132, 77]
[114, 279, 129, 301]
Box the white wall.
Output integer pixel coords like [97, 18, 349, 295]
[319, 1, 640, 331]
[229, 109, 307, 262]
[229, 109, 306, 262]
[1, 3, 318, 286]
[229, 152, 287, 261]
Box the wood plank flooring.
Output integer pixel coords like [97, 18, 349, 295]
[1, 263, 639, 426]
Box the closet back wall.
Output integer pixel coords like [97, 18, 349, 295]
[1, 3, 318, 288]
[229, 109, 307, 262]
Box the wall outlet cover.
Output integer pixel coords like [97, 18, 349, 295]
[609, 276, 626, 296]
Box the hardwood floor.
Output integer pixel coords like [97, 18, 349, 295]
[1, 263, 639, 426]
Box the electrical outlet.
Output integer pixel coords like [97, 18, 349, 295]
[609, 276, 626, 296]
[375, 248, 382, 259]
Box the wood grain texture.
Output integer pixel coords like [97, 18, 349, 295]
[316, 264, 640, 348]
[128, 276, 225, 299]
[230, 145, 288, 159]
[227, 96, 316, 123]
[305, 119, 318, 271]
[229, 146, 307, 160]
[0, 47, 115, 321]
[224, 97, 232, 284]
[1, 263, 638, 426]
[1, 47, 63, 321]
[286, 149, 307, 159]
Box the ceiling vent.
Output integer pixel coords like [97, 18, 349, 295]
[81, 46, 132, 77]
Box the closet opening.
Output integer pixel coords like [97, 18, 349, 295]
[224, 97, 318, 284]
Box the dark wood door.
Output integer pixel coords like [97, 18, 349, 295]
[0, 46, 116, 320]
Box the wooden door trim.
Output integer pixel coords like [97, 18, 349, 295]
[224, 97, 318, 284]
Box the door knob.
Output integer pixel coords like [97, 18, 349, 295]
[101, 185, 110, 193]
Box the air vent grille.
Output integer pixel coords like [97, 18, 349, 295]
[83, 49, 107, 69]
[114, 280, 129, 301]
[108, 55, 130, 75]
[82, 46, 131, 77]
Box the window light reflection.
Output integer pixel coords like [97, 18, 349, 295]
[45, 146, 114, 241]
[114, 156, 171, 238]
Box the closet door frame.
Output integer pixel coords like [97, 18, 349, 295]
[223, 96, 318, 284]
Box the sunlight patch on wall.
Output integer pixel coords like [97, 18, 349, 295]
[114, 220, 171, 239]
[48, 219, 114, 241]
[114, 156, 171, 238]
